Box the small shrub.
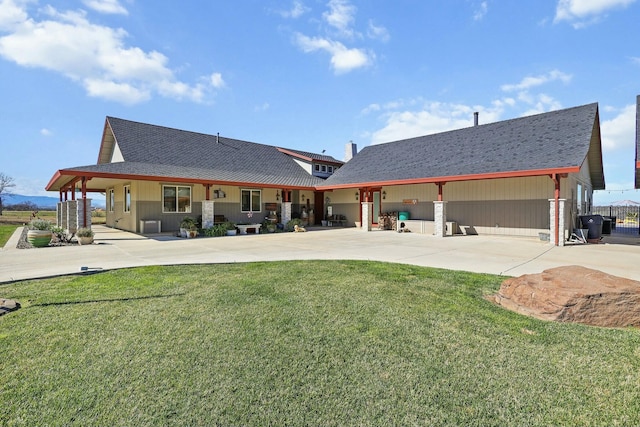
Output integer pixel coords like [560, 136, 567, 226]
[204, 224, 226, 237]
[285, 218, 304, 232]
[76, 227, 94, 238]
[28, 219, 51, 230]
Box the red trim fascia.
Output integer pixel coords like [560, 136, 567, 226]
[636, 160, 640, 169]
[316, 167, 579, 190]
[47, 169, 316, 192]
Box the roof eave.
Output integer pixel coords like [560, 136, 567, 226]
[316, 167, 580, 190]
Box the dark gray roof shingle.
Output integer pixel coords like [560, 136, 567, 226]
[320, 103, 604, 188]
[100, 117, 325, 187]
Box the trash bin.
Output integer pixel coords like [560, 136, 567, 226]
[602, 218, 612, 235]
[398, 211, 410, 221]
[579, 215, 603, 240]
[606, 216, 616, 230]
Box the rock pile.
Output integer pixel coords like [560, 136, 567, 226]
[495, 266, 640, 328]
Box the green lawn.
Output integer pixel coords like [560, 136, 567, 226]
[0, 224, 18, 247]
[1, 261, 638, 426]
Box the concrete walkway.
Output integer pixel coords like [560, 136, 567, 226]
[2, 225, 640, 283]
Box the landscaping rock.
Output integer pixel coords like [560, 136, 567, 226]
[495, 266, 640, 327]
[0, 298, 21, 316]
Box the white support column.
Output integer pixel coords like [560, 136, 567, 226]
[361, 201, 373, 231]
[549, 198, 566, 246]
[433, 201, 448, 237]
[282, 201, 292, 226]
[202, 200, 215, 228]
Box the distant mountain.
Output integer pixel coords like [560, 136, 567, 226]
[2, 194, 106, 209]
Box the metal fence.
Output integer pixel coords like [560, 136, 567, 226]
[592, 205, 640, 235]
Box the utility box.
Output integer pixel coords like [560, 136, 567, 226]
[140, 220, 161, 233]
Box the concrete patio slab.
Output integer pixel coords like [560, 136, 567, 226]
[1, 225, 639, 283]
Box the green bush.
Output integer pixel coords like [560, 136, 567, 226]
[285, 218, 304, 231]
[28, 219, 51, 230]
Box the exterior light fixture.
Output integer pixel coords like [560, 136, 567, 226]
[382, 191, 386, 200]
[276, 191, 280, 201]
[301, 194, 306, 201]
[355, 191, 359, 201]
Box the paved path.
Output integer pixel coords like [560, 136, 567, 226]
[2, 225, 640, 283]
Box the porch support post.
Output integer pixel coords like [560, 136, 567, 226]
[202, 200, 215, 228]
[549, 198, 566, 247]
[433, 201, 448, 237]
[361, 200, 373, 231]
[282, 201, 292, 226]
[81, 177, 88, 228]
[67, 200, 78, 234]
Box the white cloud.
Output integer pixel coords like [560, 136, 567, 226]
[82, 0, 128, 15]
[288, 0, 383, 74]
[279, 0, 309, 19]
[255, 102, 270, 112]
[501, 69, 572, 92]
[367, 20, 389, 42]
[600, 104, 635, 151]
[554, 0, 636, 27]
[209, 72, 225, 88]
[323, 0, 357, 38]
[0, 2, 223, 105]
[40, 128, 52, 136]
[473, 1, 488, 21]
[370, 101, 504, 145]
[367, 69, 577, 145]
[294, 33, 372, 73]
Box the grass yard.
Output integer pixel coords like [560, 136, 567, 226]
[1, 261, 639, 426]
[0, 224, 17, 247]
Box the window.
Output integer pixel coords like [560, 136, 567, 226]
[124, 185, 131, 213]
[108, 189, 114, 212]
[321, 165, 327, 172]
[241, 189, 261, 212]
[328, 166, 333, 173]
[315, 164, 320, 171]
[163, 185, 191, 213]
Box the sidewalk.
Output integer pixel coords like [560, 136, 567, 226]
[2, 225, 640, 283]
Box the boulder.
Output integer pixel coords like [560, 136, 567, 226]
[495, 266, 640, 327]
[0, 298, 21, 316]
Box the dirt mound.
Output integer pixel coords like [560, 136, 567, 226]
[495, 266, 640, 327]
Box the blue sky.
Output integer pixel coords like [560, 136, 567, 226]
[1, 0, 639, 205]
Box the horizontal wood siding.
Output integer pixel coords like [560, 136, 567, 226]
[447, 199, 549, 236]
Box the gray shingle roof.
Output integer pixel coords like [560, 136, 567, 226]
[320, 103, 604, 189]
[97, 117, 325, 187]
[277, 147, 343, 165]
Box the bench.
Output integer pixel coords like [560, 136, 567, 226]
[327, 214, 347, 227]
[213, 215, 227, 225]
[236, 223, 262, 234]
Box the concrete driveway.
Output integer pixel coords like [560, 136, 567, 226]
[2, 225, 640, 283]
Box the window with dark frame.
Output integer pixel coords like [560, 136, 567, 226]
[163, 185, 192, 213]
[124, 185, 131, 213]
[241, 189, 261, 212]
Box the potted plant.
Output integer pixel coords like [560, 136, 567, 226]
[76, 227, 94, 245]
[180, 216, 196, 238]
[27, 219, 52, 247]
[223, 221, 237, 236]
[188, 224, 198, 239]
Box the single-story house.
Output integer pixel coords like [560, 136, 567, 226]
[46, 101, 605, 246]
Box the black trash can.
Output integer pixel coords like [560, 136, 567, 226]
[579, 215, 603, 240]
[602, 218, 612, 235]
